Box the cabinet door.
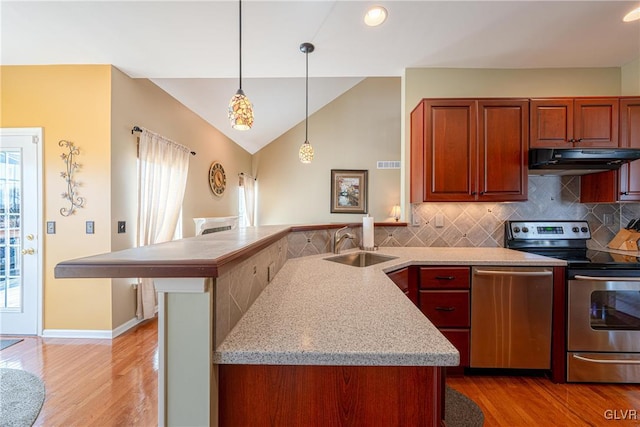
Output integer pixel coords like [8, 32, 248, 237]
[574, 98, 619, 148]
[423, 100, 477, 201]
[530, 99, 573, 148]
[619, 98, 640, 201]
[477, 100, 528, 201]
[419, 290, 470, 328]
[579, 98, 639, 202]
[419, 267, 469, 289]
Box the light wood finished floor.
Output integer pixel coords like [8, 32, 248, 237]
[2, 319, 639, 426]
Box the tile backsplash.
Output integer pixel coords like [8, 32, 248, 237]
[287, 176, 640, 256]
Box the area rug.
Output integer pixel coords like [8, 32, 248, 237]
[0, 368, 45, 427]
[445, 386, 484, 426]
[0, 339, 23, 351]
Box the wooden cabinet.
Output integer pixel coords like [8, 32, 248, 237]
[386, 266, 418, 306]
[418, 267, 470, 371]
[530, 97, 619, 148]
[579, 98, 640, 202]
[410, 98, 528, 203]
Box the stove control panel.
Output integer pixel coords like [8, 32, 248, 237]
[507, 221, 591, 240]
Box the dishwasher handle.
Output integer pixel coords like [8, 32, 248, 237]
[573, 275, 640, 282]
[474, 269, 553, 277]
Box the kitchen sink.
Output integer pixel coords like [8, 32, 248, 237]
[324, 252, 397, 268]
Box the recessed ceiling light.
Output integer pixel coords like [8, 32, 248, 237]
[364, 6, 387, 27]
[623, 6, 640, 22]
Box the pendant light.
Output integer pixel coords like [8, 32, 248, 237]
[228, 0, 253, 130]
[299, 42, 315, 163]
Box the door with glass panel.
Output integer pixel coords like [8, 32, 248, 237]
[0, 128, 41, 335]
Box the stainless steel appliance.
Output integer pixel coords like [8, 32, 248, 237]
[528, 148, 640, 175]
[505, 220, 640, 383]
[470, 266, 553, 369]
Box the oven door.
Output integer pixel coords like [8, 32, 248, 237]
[567, 275, 640, 383]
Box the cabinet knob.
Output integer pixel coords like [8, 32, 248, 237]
[622, 191, 629, 195]
[471, 191, 477, 195]
[435, 276, 455, 280]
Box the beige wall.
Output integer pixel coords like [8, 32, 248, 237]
[621, 57, 640, 95]
[254, 77, 402, 225]
[1, 64, 253, 333]
[109, 68, 253, 328]
[402, 67, 626, 212]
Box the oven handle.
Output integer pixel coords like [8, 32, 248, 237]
[572, 354, 640, 365]
[474, 269, 552, 277]
[573, 275, 640, 282]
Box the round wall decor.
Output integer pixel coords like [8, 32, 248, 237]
[209, 161, 226, 196]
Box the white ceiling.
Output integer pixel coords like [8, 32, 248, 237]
[2, 1, 639, 154]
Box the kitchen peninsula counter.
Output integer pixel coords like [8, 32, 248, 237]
[55, 225, 566, 426]
[214, 246, 565, 366]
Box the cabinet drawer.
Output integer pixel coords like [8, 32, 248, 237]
[419, 267, 470, 289]
[419, 290, 470, 327]
[440, 328, 470, 367]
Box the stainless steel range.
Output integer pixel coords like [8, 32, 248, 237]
[505, 220, 640, 384]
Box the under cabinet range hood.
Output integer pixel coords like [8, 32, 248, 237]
[528, 148, 640, 175]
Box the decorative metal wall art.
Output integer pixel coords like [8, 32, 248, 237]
[59, 140, 85, 216]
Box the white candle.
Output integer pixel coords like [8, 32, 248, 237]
[363, 215, 374, 249]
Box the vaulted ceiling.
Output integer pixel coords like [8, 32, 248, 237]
[2, 1, 639, 153]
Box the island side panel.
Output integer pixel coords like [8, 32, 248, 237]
[218, 364, 444, 426]
[156, 278, 215, 427]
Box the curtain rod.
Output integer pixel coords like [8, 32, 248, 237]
[239, 172, 256, 180]
[131, 126, 196, 156]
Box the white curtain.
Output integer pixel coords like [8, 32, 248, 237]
[136, 129, 190, 320]
[239, 174, 255, 226]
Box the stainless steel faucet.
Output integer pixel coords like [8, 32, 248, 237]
[333, 226, 355, 254]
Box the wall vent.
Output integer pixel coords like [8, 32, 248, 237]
[377, 160, 401, 169]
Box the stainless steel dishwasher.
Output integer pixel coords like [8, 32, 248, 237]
[470, 266, 553, 369]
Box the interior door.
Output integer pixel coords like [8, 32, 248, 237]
[0, 128, 42, 335]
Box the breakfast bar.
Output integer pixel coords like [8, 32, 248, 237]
[55, 225, 565, 426]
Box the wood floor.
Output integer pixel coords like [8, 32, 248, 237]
[2, 319, 639, 426]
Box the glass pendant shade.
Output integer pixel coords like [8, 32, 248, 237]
[299, 140, 314, 163]
[228, 89, 254, 130]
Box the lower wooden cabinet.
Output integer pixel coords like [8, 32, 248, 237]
[418, 267, 471, 373]
[418, 290, 470, 328]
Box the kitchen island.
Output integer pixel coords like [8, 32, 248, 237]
[55, 225, 565, 426]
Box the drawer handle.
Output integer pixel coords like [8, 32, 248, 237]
[435, 306, 455, 312]
[435, 276, 455, 280]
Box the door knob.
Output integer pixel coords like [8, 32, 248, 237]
[26, 234, 34, 241]
[21, 248, 35, 255]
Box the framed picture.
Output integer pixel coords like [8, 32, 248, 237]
[330, 169, 368, 214]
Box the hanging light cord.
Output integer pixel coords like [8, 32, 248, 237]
[304, 49, 309, 142]
[238, 0, 243, 91]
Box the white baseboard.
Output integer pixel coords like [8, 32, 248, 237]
[42, 316, 145, 340]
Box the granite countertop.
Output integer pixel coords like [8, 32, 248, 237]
[213, 246, 565, 367]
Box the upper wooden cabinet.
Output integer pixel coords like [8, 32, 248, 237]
[410, 98, 528, 203]
[580, 97, 640, 202]
[530, 98, 619, 148]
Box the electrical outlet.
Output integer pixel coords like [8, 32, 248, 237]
[117, 221, 126, 233]
[86, 221, 94, 234]
[412, 214, 420, 227]
[435, 213, 445, 228]
[46, 221, 56, 234]
[603, 213, 613, 226]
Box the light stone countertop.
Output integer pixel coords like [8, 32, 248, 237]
[213, 246, 565, 367]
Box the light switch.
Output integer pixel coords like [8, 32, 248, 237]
[86, 221, 95, 234]
[435, 214, 444, 228]
[118, 221, 126, 233]
[47, 221, 56, 234]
